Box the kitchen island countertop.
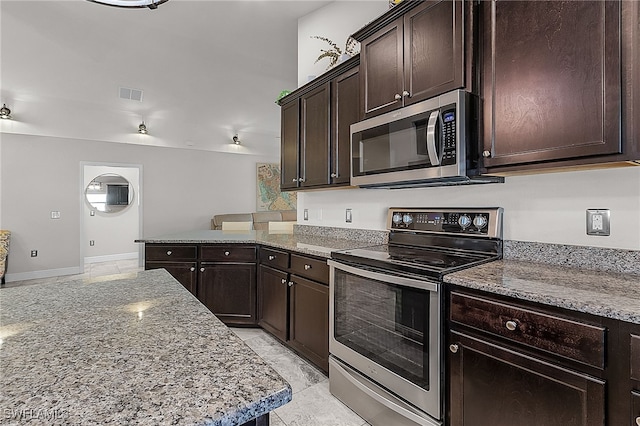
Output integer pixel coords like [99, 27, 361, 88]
[444, 258, 640, 324]
[0, 268, 292, 425]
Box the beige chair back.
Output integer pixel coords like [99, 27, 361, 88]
[212, 213, 253, 230]
[221, 221, 253, 231]
[268, 221, 294, 233]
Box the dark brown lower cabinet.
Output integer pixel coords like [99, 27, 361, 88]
[257, 265, 289, 341]
[198, 262, 256, 325]
[448, 330, 605, 426]
[145, 261, 197, 295]
[288, 274, 329, 373]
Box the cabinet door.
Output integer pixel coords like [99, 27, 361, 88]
[403, 0, 464, 106]
[257, 265, 288, 342]
[360, 17, 404, 118]
[300, 83, 330, 188]
[289, 275, 329, 373]
[280, 99, 299, 191]
[331, 66, 359, 186]
[448, 331, 605, 426]
[482, 0, 622, 168]
[145, 261, 197, 295]
[198, 263, 256, 325]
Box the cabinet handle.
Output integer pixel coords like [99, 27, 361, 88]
[394, 93, 402, 101]
[505, 320, 518, 331]
[402, 90, 410, 98]
[224, 251, 230, 256]
[166, 250, 172, 256]
[288, 281, 294, 287]
[190, 267, 195, 272]
[268, 255, 275, 261]
[292, 178, 298, 183]
[635, 416, 640, 426]
[200, 267, 205, 272]
[304, 264, 312, 270]
[298, 177, 305, 183]
[281, 278, 287, 284]
[331, 173, 337, 178]
[482, 150, 491, 158]
[449, 344, 459, 353]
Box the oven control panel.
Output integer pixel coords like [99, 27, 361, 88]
[388, 208, 502, 238]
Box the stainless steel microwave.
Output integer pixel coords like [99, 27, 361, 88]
[350, 90, 498, 188]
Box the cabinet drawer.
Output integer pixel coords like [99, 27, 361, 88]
[260, 247, 290, 270]
[290, 254, 329, 284]
[145, 245, 197, 261]
[450, 291, 606, 368]
[201, 245, 256, 262]
[632, 334, 640, 381]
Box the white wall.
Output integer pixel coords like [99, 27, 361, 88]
[297, 1, 640, 251]
[0, 133, 278, 280]
[298, 1, 388, 87]
[297, 167, 640, 250]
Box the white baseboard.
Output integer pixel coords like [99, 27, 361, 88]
[4, 266, 82, 283]
[84, 252, 139, 264]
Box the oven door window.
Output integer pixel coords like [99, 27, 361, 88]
[333, 268, 430, 390]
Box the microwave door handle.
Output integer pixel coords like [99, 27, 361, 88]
[426, 110, 441, 166]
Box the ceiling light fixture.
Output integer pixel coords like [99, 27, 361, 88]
[0, 104, 12, 120]
[86, 0, 170, 10]
[138, 122, 148, 134]
[232, 135, 241, 145]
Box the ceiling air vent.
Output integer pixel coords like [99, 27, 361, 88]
[119, 87, 143, 102]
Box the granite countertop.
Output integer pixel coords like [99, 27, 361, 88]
[0, 269, 292, 425]
[135, 230, 379, 258]
[444, 259, 640, 325]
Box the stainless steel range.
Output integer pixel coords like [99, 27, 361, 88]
[328, 208, 503, 426]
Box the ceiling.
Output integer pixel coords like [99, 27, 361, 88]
[0, 0, 331, 156]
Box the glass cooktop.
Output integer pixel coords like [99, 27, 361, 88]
[331, 244, 497, 279]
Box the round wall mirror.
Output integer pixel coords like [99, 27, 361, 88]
[85, 173, 134, 213]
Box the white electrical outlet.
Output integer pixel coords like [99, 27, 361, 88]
[586, 209, 610, 236]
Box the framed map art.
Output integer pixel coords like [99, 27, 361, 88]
[256, 163, 297, 211]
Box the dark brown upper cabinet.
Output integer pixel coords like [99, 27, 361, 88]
[355, 0, 466, 118]
[331, 66, 359, 185]
[279, 57, 360, 191]
[280, 99, 300, 191]
[281, 84, 331, 190]
[481, 0, 624, 170]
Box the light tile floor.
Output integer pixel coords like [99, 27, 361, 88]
[5, 261, 369, 426]
[231, 327, 369, 426]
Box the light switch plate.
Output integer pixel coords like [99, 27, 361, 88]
[303, 209, 308, 221]
[346, 209, 352, 223]
[586, 209, 610, 236]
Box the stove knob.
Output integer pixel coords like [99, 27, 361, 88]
[392, 213, 403, 224]
[458, 214, 471, 229]
[402, 214, 413, 225]
[473, 215, 488, 229]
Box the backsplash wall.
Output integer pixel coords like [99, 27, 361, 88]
[296, 167, 640, 250]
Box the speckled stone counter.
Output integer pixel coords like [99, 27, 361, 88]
[444, 259, 640, 324]
[136, 229, 382, 258]
[0, 269, 292, 425]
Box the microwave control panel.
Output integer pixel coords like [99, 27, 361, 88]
[388, 208, 503, 238]
[440, 106, 457, 166]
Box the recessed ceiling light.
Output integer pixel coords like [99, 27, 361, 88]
[86, 0, 170, 10]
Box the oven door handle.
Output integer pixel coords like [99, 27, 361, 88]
[331, 358, 441, 426]
[328, 260, 439, 292]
